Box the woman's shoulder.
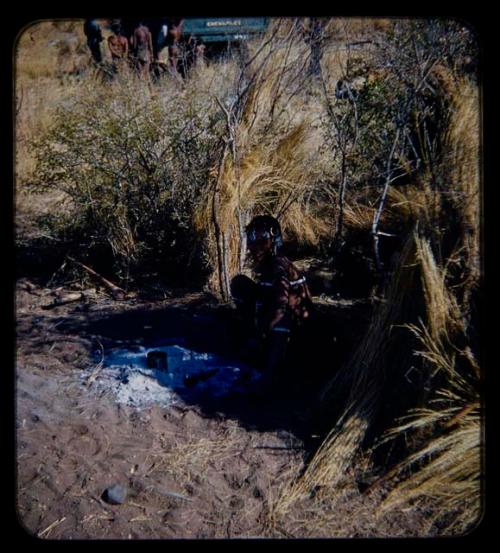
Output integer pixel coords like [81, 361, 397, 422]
[272, 255, 301, 278]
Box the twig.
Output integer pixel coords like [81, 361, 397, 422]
[41, 292, 85, 310]
[38, 517, 66, 538]
[210, 138, 231, 301]
[46, 259, 68, 288]
[156, 490, 194, 502]
[253, 445, 305, 451]
[85, 339, 105, 387]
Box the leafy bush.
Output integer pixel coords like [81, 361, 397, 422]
[27, 73, 232, 287]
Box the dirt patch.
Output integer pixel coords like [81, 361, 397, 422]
[15, 278, 434, 538]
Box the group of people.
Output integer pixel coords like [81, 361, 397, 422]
[83, 18, 201, 79]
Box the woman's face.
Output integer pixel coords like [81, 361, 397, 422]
[247, 228, 272, 263]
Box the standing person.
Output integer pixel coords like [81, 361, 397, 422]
[230, 215, 314, 393]
[83, 18, 104, 64]
[107, 20, 129, 73]
[187, 34, 206, 70]
[165, 18, 184, 75]
[129, 21, 154, 79]
[195, 41, 206, 66]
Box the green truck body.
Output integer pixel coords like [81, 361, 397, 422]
[182, 17, 269, 43]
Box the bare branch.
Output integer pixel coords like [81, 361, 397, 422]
[372, 127, 402, 273]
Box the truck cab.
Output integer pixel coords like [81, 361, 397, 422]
[181, 17, 269, 64]
[182, 17, 269, 44]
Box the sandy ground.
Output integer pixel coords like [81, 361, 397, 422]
[15, 278, 435, 539]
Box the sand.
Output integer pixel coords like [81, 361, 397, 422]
[15, 278, 434, 539]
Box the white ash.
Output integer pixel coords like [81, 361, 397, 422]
[84, 343, 260, 410]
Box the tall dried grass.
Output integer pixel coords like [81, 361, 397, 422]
[374, 236, 481, 534]
[193, 28, 333, 296]
[276, 72, 481, 535]
[374, 75, 482, 528]
[275, 232, 420, 515]
[441, 78, 481, 307]
[277, 228, 481, 534]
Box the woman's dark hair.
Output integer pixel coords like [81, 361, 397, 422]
[246, 215, 283, 253]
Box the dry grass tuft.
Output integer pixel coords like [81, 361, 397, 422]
[147, 425, 244, 482]
[378, 405, 481, 535]
[441, 78, 481, 303]
[386, 184, 438, 227]
[277, 225, 481, 534]
[276, 233, 420, 515]
[416, 237, 464, 345]
[375, 235, 481, 534]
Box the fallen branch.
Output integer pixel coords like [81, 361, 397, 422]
[67, 256, 127, 300]
[42, 292, 85, 310]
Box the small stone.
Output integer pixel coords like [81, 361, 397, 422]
[31, 414, 40, 423]
[103, 484, 127, 505]
[252, 486, 263, 499]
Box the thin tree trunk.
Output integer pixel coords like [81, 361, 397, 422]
[372, 128, 401, 273]
[222, 229, 231, 299]
[212, 143, 230, 300]
[232, 129, 245, 273]
[332, 154, 347, 255]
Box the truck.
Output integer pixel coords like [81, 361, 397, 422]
[182, 17, 270, 45]
[181, 17, 270, 65]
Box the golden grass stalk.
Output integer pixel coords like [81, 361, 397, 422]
[416, 237, 464, 345]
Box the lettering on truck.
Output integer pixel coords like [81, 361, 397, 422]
[206, 20, 242, 27]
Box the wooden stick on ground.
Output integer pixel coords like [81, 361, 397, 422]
[38, 516, 67, 538]
[67, 256, 127, 300]
[42, 292, 85, 310]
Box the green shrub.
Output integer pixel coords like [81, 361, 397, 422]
[27, 74, 231, 287]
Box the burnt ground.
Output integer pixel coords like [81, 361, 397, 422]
[14, 277, 436, 539]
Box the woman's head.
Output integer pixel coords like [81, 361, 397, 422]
[246, 215, 283, 262]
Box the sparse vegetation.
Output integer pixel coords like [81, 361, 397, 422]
[15, 17, 481, 537]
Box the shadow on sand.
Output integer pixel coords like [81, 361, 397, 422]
[45, 297, 371, 456]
